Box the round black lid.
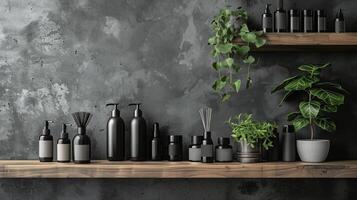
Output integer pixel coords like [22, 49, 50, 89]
[218, 137, 230, 145]
[169, 135, 182, 143]
[303, 9, 313, 16]
[283, 125, 295, 133]
[191, 135, 203, 145]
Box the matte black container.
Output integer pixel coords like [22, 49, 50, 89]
[72, 127, 91, 164]
[289, 9, 300, 32]
[106, 103, 125, 161]
[57, 123, 71, 163]
[151, 122, 162, 161]
[274, 0, 286, 32]
[39, 120, 54, 162]
[316, 10, 327, 32]
[335, 9, 345, 33]
[188, 135, 203, 162]
[168, 135, 183, 161]
[129, 103, 147, 161]
[201, 131, 214, 163]
[215, 137, 233, 162]
[281, 125, 296, 162]
[302, 9, 313, 32]
[262, 4, 273, 33]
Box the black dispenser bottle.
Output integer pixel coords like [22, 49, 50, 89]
[57, 123, 71, 163]
[72, 112, 92, 164]
[106, 103, 125, 161]
[201, 131, 214, 163]
[335, 9, 345, 33]
[262, 4, 273, 33]
[39, 120, 54, 162]
[281, 125, 296, 162]
[274, 0, 286, 32]
[168, 135, 183, 161]
[151, 123, 162, 161]
[129, 103, 147, 161]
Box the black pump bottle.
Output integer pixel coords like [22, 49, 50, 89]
[129, 103, 147, 161]
[274, 0, 286, 32]
[151, 122, 162, 161]
[335, 9, 345, 33]
[39, 120, 54, 162]
[106, 103, 125, 161]
[262, 4, 272, 33]
[57, 123, 71, 163]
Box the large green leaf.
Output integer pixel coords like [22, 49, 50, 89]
[310, 88, 345, 106]
[215, 43, 233, 54]
[255, 37, 266, 48]
[240, 24, 249, 33]
[221, 93, 231, 102]
[314, 118, 336, 132]
[241, 32, 257, 43]
[284, 76, 319, 91]
[232, 80, 241, 93]
[212, 76, 228, 91]
[292, 117, 310, 131]
[298, 63, 330, 75]
[321, 104, 338, 113]
[236, 45, 250, 55]
[314, 82, 349, 95]
[299, 101, 320, 119]
[271, 75, 300, 93]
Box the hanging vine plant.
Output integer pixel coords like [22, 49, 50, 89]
[208, 7, 266, 102]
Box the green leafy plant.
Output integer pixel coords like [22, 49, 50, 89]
[208, 7, 266, 102]
[228, 113, 276, 150]
[271, 63, 348, 139]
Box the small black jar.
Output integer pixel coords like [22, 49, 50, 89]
[189, 135, 203, 162]
[168, 135, 183, 161]
[215, 137, 233, 162]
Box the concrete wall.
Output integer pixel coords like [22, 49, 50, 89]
[0, 0, 356, 199]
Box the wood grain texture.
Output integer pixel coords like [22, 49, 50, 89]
[0, 160, 356, 178]
[234, 33, 357, 51]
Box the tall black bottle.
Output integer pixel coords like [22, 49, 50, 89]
[281, 125, 296, 162]
[39, 120, 54, 162]
[129, 103, 147, 161]
[201, 131, 214, 163]
[274, 0, 286, 32]
[57, 123, 72, 163]
[151, 122, 162, 161]
[106, 103, 125, 161]
[262, 4, 273, 33]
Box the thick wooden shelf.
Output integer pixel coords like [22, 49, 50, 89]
[234, 33, 357, 51]
[0, 160, 356, 178]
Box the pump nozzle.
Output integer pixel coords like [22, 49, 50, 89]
[106, 103, 120, 117]
[129, 103, 142, 117]
[61, 123, 72, 138]
[43, 120, 54, 135]
[265, 3, 272, 13]
[336, 8, 344, 20]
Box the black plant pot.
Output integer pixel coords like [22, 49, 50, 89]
[237, 140, 261, 163]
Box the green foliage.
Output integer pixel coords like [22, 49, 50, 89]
[208, 7, 266, 102]
[271, 63, 347, 139]
[228, 113, 276, 150]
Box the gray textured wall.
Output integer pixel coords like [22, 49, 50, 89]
[0, 0, 356, 199]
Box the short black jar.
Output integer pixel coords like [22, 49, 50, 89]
[215, 137, 233, 162]
[168, 135, 183, 161]
[188, 135, 203, 162]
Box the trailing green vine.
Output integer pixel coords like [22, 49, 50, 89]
[208, 7, 266, 102]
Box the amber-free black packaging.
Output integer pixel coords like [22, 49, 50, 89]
[289, 9, 300, 32]
[316, 10, 327, 32]
[262, 4, 273, 33]
[215, 137, 233, 162]
[302, 9, 313, 32]
[168, 135, 183, 161]
[189, 135, 203, 162]
[281, 125, 296, 162]
[274, 0, 286, 32]
[151, 123, 162, 161]
[335, 9, 345, 33]
[39, 120, 54, 162]
[201, 131, 214, 163]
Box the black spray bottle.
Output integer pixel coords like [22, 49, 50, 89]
[57, 123, 72, 163]
[151, 122, 162, 161]
[106, 103, 125, 161]
[39, 120, 54, 162]
[129, 103, 147, 161]
[72, 112, 92, 164]
[335, 9, 345, 33]
[262, 4, 273, 33]
[274, 0, 286, 32]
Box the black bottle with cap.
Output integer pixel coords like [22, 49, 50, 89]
[106, 103, 125, 161]
[168, 135, 183, 161]
[281, 125, 296, 162]
[188, 135, 203, 162]
[129, 103, 147, 161]
[57, 123, 71, 163]
[335, 9, 345, 33]
[151, 122, 162, 161]
[39, 120, 54, 162]
[302, 9, 313, 32]
[262, 4, 273, 33]
[316, 10, 327, 32]
[289, 9, 300, 32]
[274, 0, 286, 32]
[215, 137, 233, 162]
[201, 131, 214, 163]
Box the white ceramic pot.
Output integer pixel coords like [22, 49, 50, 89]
[296, 139, 330, 163]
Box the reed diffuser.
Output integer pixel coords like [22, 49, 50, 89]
[199, 107, 214, 163]
[72, 112, 92, 164]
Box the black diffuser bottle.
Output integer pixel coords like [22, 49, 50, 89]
[274, 0, 286, 32]
[129, 103, 147, 161]
[262, 4, 273, 33]
[72, 112, 92, 164]
[151, 122, 162, 161]
[57, 123, 72, 163]
[39, 120, 54, 162]
[199, 107, 214, 163]
[106, 103, 125, 161]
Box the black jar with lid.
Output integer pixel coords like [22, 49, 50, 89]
[215, 137, 233, 162]
[289, 9, 300, 32]
[168, 135, 183, 161]
[189, 135, 203, 162]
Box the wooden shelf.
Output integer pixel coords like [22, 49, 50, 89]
[0, 160, 356, 178]
[234, 33, 357, 51]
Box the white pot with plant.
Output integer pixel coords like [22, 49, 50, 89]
[272, 63, 348, 162]
[227, 113, 276, 163]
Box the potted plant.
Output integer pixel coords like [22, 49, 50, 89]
[271, 63, 347, 162]
[228, 113, 276, 163]
[208, 7, 265, 102]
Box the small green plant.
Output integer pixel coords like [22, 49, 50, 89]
[228, 113, 276, 150]
[271, 63, 348, 139]
[208, 7, 266, 102]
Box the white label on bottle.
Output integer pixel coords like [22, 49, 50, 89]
[74, 144, 90, 161]
[39, 140, 53, 158]
[216, 149, 233, 162]
[188, 148, 201, 161]
[57, 144, 70, 161]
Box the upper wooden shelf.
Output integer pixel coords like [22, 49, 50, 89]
[234, 33, 357, 51]
[0, 160, 356, 178]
